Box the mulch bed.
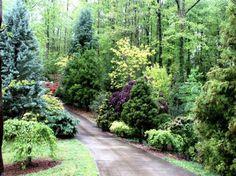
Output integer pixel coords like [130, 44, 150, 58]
[5, 159, 61, 176]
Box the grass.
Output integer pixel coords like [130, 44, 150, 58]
[3, 139, 99, 176]
[165, 157, 217, 176]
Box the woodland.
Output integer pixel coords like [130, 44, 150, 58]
[0, 0, 235, 176]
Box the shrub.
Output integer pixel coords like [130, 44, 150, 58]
[89, 91, 111, 113]
[42, 94, 79, 137]
[109, 121, 135, 138]
[110, 80, 136, 113]
[96, 99, 119, 131]
[46, 111, 79, 138]
[3, 80, 46, 119]
[121, 78, 159, 142]
[164, 116, 197, 159]
[144, 64, 171, 100]
[145, 129, 184, 152]
[60, 49, 102, 109]
[4, 119, 57, 168]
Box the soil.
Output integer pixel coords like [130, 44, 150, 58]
[5, 159, 61, 176]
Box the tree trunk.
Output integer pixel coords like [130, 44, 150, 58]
[157, 0, 163, 67]
[0, 0, 4, 174]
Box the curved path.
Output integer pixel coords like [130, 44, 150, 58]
[68, 109, 195, 176]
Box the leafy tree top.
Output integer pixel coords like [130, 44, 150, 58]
[109, 38, 153, 89]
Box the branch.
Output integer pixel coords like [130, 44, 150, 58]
[186, 0, 201, 14]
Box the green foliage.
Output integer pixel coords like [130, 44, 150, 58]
[109, 38, 152, 89]
[144, 64, 171, 99]
[4, 119, 57, 168]
[109, 121, 135, 138]
[121, 78, 159, 141]
[96, 97, 119, 131]
[194, 3, 236, 175]
[60, 50, 102, 108]
[42, 94, 79, 137]
[164, 116, 197, 159]
[145, 129, 184, 152]
[89, 91, 110, 113]
[178, 68, 202, 115]
[3, 80, 46, 119]
[70, 8, 97, 54]
[0, 0, 42, 87]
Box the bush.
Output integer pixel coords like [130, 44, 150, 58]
[96, 99, 119, 131]
[89, 91, 111, 113]
[144, 64, 171, 100]
[121, 78, 159, 142]
[153, 113, 173, 129]
[42, 94, 79, 137]
[60, 50, 102, 109]
[4, 119, 57, 168]
[46, 111, 79, 138]
[110, 80, 136, 113]
[3, 80, 46, 119]
[109, 121, 135, 138]
[145, 129, 184, 152]
[164, 116, 197, 159]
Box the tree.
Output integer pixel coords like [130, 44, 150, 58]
[121, 78, 159, 143]
[69, 8, 97, 54]
[60, 50, 102, 109]
[109, 38, 152, 89]
[174, 0, 201, 81]
[0, 0, 3, 174]
[0, 0, 42, 87]
[194, 2, 236, 175]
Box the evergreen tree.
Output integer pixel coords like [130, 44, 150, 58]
[69, 8, 97, 54]
[60, 50, 102, 108]
[0, 0, 42, 87]
[121, 78, 159, 143]
[194, 2, 236, 175]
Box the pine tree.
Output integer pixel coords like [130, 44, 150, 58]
[0, 0, 42, 87]
[69, 8, 97, 54]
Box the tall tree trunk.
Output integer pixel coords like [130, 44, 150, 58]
[45, 7, 50, 60]
[175, 0, 201, 81]
[0, 0, 4, 174]
[157, 0, 163, 67]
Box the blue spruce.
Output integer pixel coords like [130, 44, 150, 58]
[0, 0, 42, 87]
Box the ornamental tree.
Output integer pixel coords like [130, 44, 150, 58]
[109, 38, 153, 89]
[0, 0, 42, 87]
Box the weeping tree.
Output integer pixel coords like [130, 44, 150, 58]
[0, 0, 42, 87]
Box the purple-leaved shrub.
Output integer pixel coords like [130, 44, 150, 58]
[110, 80, 136, 113]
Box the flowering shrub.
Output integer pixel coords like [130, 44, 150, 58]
[110, 80, 135, 113]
